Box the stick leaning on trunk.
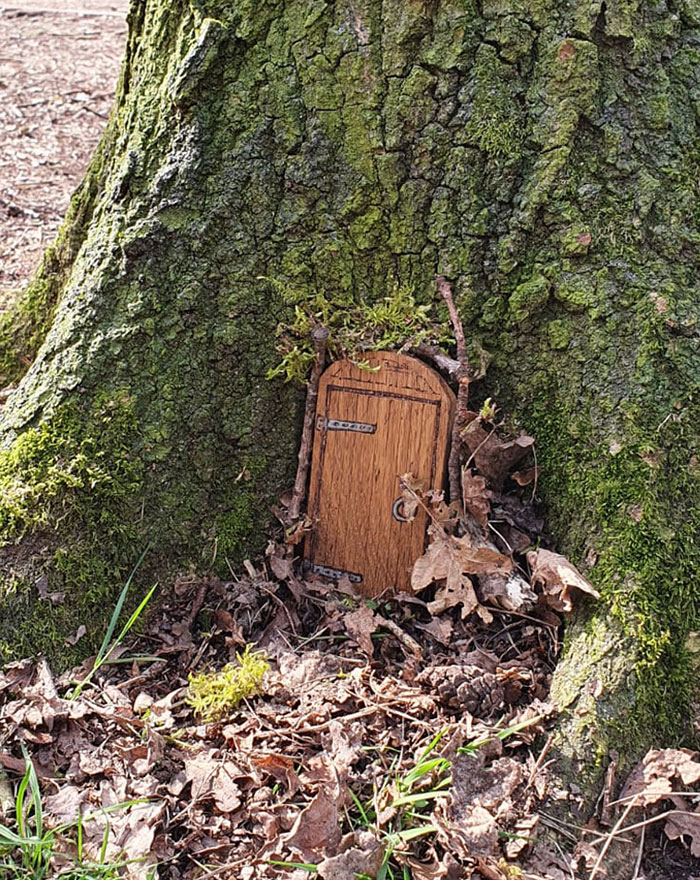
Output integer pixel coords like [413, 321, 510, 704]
[288, 326, 329, 522]
[435, 274, 470, 504]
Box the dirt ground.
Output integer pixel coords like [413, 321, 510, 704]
[0, 0, 127, 302]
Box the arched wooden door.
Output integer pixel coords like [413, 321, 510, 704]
[304, 351, 455, 597]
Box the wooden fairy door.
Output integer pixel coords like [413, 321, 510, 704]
[305, 351, 455, 597]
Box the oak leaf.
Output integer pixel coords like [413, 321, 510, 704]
[412, 525, 512, 592]
[461, 468, 491, 528]
[526, 549, 599, 612]
[620, 748, 700, 807]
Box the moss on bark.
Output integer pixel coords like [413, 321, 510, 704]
[0, 0, 699, 797]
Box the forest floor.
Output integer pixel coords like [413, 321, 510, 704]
[0, 0, 126, 303]
[1, 556, 699, 880]
[0, 3, 699, 880]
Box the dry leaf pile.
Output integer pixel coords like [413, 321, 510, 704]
[0, 410, 693, 880]
[398, 408, 599, 628]
[0, 565, 565, 880]
[0, 407, 596, 880]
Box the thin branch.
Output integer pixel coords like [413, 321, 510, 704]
[600, 750, 619, 827]
[436, 275, 470, 503]
[588, 798, 638, 880]
[410, 343, 460, 379]
[288, 326, 328, 521]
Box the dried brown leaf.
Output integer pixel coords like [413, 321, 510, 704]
[478, 572, 537, 612]
[184, 749, 243, 813]
[343, 604, 377, 656]
[427, 578, 479, 619]
[665, 808, 700, 856]
[253, 754, 301, 794]
[620, 748, 700, 807]
[463, 420, 535, 490]
[412, 525, 511, 594]
[283, 789, 342, 860]
[462, 468, 491, 528]
[418, 616, 454, 645]
[526, 549, 599, 612]
[269, 553, 293, 581]
[399, 472, 423, 522]
[434, 753, 524, 859]
[504, 814, 539, 859]
[511, 467, 540, 486]
[317, 830, 385, 879]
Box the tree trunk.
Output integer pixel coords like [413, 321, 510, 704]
[1, 0, 699, 797]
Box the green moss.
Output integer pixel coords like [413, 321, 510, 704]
[216, 494, 256, 563]
[525, 395, 700, 772]
[467, 44, 525, 158]
[560, 224, 592, 256]
[0, 393, 144, 664]
[187, 645, 269, 720]
[268, 284, 443, 384]
[0, 395, 139, 540]
[508, 273, 550, 324]
[546, 319, 571, 349]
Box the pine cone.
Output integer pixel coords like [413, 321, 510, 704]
[418, 664, 530, 719]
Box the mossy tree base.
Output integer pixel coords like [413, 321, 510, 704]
[0, 0, 699, 801]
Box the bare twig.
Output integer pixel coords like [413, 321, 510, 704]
[599, 750, 619, 827]
[526, 732, 554, 791]
[410, 343, 460, 379]
[436, 275, 470, 503]
[588, 797, 638, 880]
[375, 614, 422, 659]
[288, 326, 329, 521]
[632, 822, 645, 880]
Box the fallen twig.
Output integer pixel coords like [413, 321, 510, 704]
[288, 325, 329, 521]
[599, 749, 619, 827]
[410, 343, 460, 379]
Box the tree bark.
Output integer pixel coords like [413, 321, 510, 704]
[1, 0, 699, 800]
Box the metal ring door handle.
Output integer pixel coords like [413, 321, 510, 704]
[392, 498, 410, 522]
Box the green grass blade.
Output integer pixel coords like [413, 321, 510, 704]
[266, 859, 318, 871]
[390, 791, 449, 808]
[400, 757, 449, 789]
[14, 763, 30, 838]
[21, 747, 42, 840]
[99, 820, 110, 865]
[112, 584, 157, 652]
[396, 825, 437, 842]
[347, 787, 372, 827]
[415, 729, 447, 765]
[97, 546, 150, 662]
[457, 714, 544, 755]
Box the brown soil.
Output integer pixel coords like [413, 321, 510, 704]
[0, 0, 127, 303]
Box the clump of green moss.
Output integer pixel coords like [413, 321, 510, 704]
[0, 392, 144, 664]
[0, 393, 141, 542]
[187, 645, 270, 721]
[266, 282, 449, 384]
[467, 44, 525, 158]
[508, 273, 551, 324]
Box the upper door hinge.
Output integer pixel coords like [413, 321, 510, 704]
[316, 416, 376, 434]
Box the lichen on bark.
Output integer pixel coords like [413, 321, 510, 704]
[0, 0, 698, 799]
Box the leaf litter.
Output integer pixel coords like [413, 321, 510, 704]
[0, 399, 690, 879]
